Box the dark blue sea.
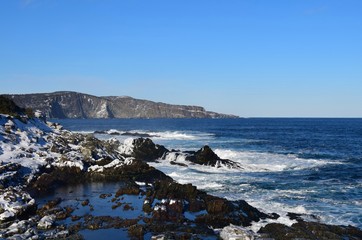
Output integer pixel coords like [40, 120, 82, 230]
[55, 118, 362, 229]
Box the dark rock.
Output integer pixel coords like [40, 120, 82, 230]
[131, 138, 168, 161]
[81, 199, 89, 206]
[115, 182, 140, 197]
[170, 161, 188, 167]
[40, 198, 62, 211]
[153, 180, 200, 201]
[94, 158, 113, 166]
[185, 145, 242, 168]
[287, 212, 304, 222]
[94, 130, 107, 134]
[205, 198, 229, 214]
[109, 132, 121, 135]
[112, 202, 122, 209]
[121, 132, 154, 138]
[29, 166, 85, 195]
[123, 204, 133, 211]
[71, 215, 82, 222]
[259, 221, 362, 240]
[128, 224, 144, 240]
[99, 193, 112, 199]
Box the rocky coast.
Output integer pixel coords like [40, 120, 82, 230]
[0, 113, 361, 239]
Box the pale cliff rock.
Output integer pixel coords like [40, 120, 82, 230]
[4, 92, 238, 119]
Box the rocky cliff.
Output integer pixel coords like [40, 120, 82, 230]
[4, 92, 237, 119]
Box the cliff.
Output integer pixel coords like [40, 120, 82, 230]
[3, 91, 238, 119]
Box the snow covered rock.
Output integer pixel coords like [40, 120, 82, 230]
[220, 224, 257, 240]
[37, 215, 56, 230]
[0, 187, 36, 222]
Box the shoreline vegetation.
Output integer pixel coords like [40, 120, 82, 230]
[0, 99, 361, 239]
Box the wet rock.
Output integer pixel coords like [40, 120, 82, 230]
[132, 138, 168, 161]
[153, 180, 199, 201]
[123, 204, 133, 211]
[40, 198, 62, 211]
[81, 199, 90, 206]
[122, 132, 154, 138]
[71, 215, 82, 222]
[112, 202, 122, 209]
[258, 221, 362, 240]
[115, 182, 140, 197]
[94, 130, 107, 134]
[29, 166, 85, 194]
[287, 212, 303, 222]
[99, 193, 112, 199]
[128, 224, 144, 239]
[186, 145, 242, 168]
[170, 161, 188, 167]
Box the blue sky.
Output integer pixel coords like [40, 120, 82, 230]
[1, 0, 361, 117]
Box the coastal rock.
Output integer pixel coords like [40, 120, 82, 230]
[129, 138, 243, 169]
[115, 182, 140, 197]
[37, 215, 55, 230]
[185, 145, 242, 169]
[258, 221, 362, 240]
[131, 138, 168, 162]
[1, 106, 361, 239]
[0, 187, 36, 223]
[220, 224, 257, 240]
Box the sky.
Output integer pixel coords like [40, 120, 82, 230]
[0, 0, 361, 117]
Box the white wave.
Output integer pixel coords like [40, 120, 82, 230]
[73, 130, 94, 134]
[162, 151, 188, 163]
[93, 128, 214, 141]
[151, 131, 213, 141]
[214, 149, 341, 172]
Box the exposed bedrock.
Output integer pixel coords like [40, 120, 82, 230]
[130, 137, 242, 169]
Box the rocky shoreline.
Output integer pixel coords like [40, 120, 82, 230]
[0, 114, 361, 239]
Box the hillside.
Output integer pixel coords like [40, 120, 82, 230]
[3, 92, 238, 119]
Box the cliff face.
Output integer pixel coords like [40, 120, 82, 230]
[4, 92, 237, 119]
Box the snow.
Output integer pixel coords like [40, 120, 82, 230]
[37, 215, 55, 229]
[118, 138, 135, 155]
[154, 205, 166, 211]
[169, 199, 177, 205]
[220, 224, 257, 240]
[0, 187, 35, 222]
[88, 157, 133, 172]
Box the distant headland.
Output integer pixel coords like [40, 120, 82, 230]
[2, 91, 238, 119]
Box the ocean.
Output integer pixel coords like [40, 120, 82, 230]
[55, 118, 362, 229]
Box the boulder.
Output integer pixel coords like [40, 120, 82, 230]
[186, 145, 242, 168]
[132, 138, 168, 161]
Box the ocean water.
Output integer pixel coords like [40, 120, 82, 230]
[55, 118, 362, 229]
